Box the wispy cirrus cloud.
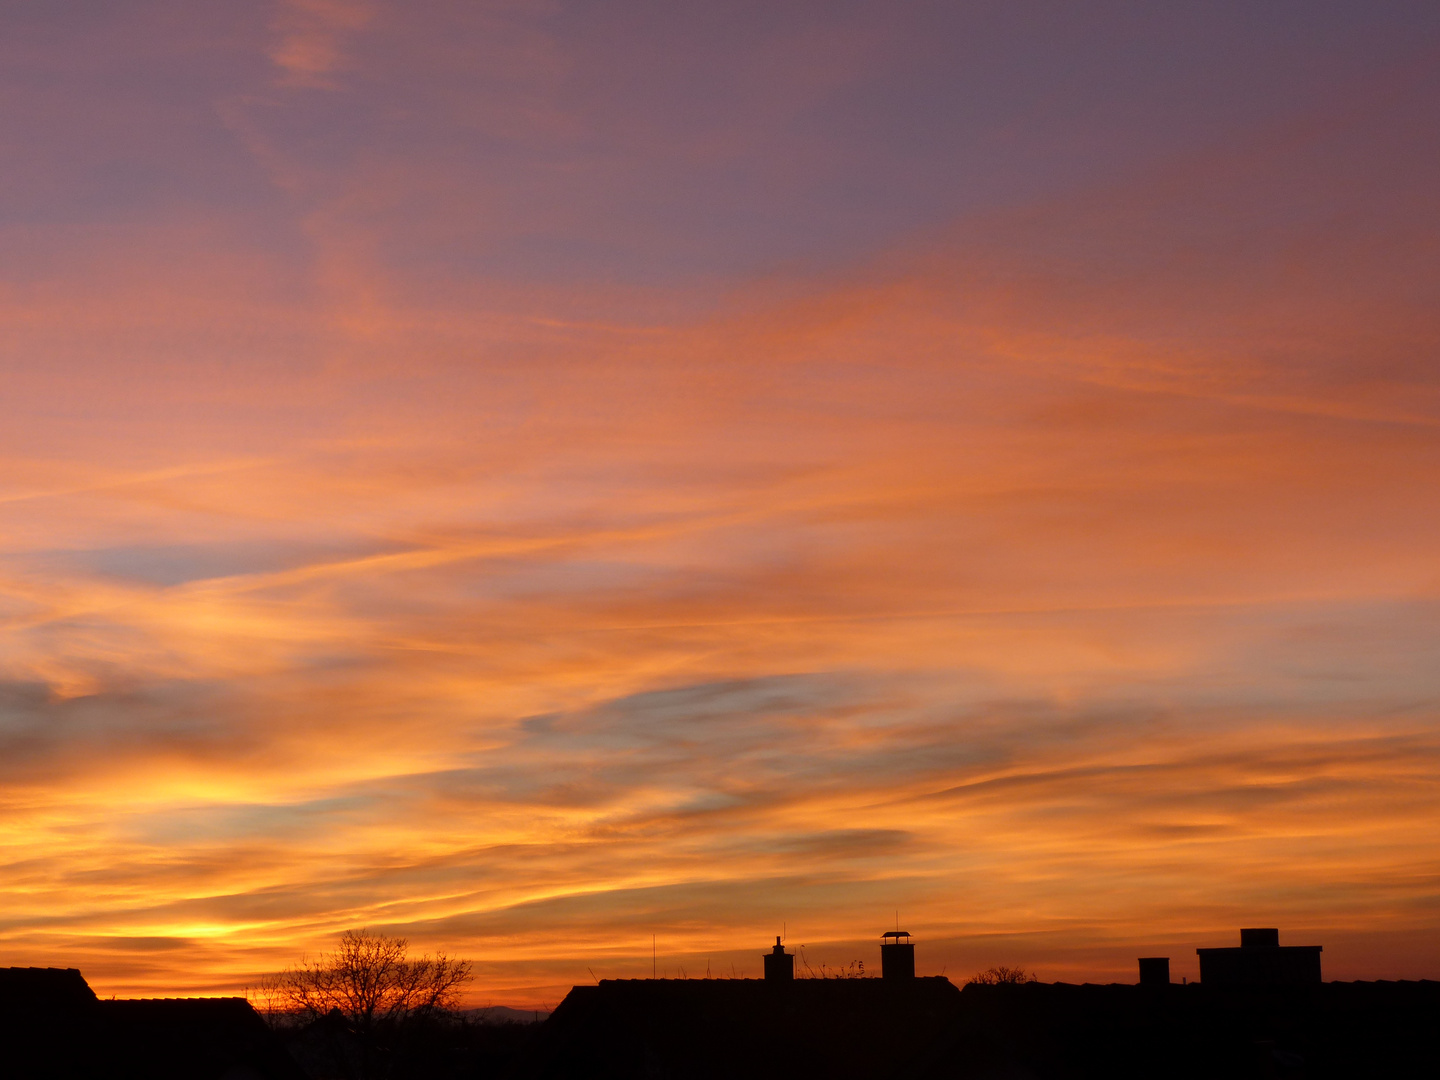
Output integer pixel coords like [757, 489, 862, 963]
[1, 1, 1438, 1003]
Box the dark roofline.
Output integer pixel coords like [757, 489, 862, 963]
[1196, 946, 1322, 955]
[103, 996, 252, 1003]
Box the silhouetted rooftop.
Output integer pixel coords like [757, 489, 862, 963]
[100, 997, 308, 1080]
[0, 969, 304, 1080]
[507, 976, 1440, 1079]
[507, 976, 960, 1079]
[0, 966, 99, 1009]
[931, 980, 1440, 1079]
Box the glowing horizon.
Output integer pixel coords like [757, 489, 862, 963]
[2, 2, 1439, 1005]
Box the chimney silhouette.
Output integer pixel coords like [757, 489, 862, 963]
[1137, 957, 1170, 986]
[763, 936, 793, 981]
[881, 931, 915, 979]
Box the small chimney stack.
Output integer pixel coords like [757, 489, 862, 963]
[1137, 957, 1170, 986]
[1240, 928, 1280, 949]
[763, 936, 793, 981]
[881, 931, 915, 979]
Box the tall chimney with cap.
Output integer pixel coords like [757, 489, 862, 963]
[881, 931, 915, 979]
[763, 936, 793, 981]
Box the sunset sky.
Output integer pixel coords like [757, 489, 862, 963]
[3, 2, 1439, 1005]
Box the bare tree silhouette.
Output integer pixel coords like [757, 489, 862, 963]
[264, 929, 471, 1079]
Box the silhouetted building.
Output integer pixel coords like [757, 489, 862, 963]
[507, 974, 1440, 1079]
[1137, 956, 1170, 986]
[1, 967, 103, 1078]
[101, 997, 306, 1080]
[0, 965, 97, 1010]
[934, 978, 1440, 1079]
[1197, 927, 1323, 987]
[506, 976, 961, 1079]
[881, 930, 915, 979]
[763, 936, 793, 981]
[0, 967, 304, 1080]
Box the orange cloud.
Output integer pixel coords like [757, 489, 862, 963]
[1, 4, 1438, 1005]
